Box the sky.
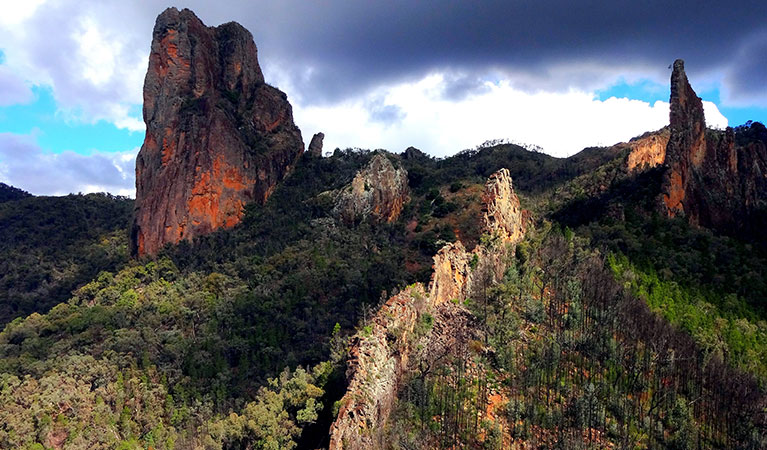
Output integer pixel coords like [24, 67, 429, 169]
[0, 1, 765, 197]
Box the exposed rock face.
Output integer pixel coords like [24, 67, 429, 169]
[430, 168, 526, 306]
[329, 169, 529, 448]
[332, 154, 410, 224]
[662, 59, 708, 218]
[660, 59, 767, 231]
[482, 168, 525, 242]
[626, 129, 670, 173]
[132, 8, 303, 256]
[402, 146, 428, 160]
[308, 132, 324, 157]
[329, 285, 427, 449]
[429, 241, 471, 306]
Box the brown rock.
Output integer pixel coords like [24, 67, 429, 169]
[329, 168, 530, 448]
[131, 8, 303, 256]
[660, 59, 767, 231]
[429, 241, 471, 306]
[308, 132, 324, 157]
[661, 59, 707, 217]
[332, 154, 409, 224]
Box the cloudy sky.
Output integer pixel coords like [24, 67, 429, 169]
[1, 1, 765, 196]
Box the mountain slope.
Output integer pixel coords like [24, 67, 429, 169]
[0, 192, 133, 326]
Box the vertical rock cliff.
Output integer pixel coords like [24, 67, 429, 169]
[132, 8, 304, 256]
[661, 59, 767, 231]
[308, 132, 325, 157]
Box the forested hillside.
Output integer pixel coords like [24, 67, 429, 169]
[1, 131, 766, 448]
[0, 192, 133, 326]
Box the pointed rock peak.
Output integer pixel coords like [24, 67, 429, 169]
[481, 168, 525, 243]
[662, 59, 708, 218]
[670, 59, 706, 133]
[308, 132, 324, 157]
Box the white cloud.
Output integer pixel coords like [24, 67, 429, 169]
[0, 132, 137, 196]
[295, 73, 729, 158]
[0, 0, 149, 132]
[0, 0, 47, 27]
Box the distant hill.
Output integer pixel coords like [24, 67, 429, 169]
[0, 183, 31, 203]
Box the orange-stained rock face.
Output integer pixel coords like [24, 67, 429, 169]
[663, 169, 685, 217]
[132, 8, 303, 256]
[626, 129, 670, 173]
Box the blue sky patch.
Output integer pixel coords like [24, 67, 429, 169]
[598, 79, 766, 128]
[0, 86, 143, 154]
[596, 78, 667, 105]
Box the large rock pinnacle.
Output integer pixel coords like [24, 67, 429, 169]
[661, 59, 767, 233]
[132, 8, 304, 256]
[662, 59, 707, 217]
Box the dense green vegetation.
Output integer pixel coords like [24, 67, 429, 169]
[390, 226, 765, 449]
[0, 183, 31, 203]
[0, 192, 133, 326]
[1, 132, 766, 448]
[610, 254, 767, 380]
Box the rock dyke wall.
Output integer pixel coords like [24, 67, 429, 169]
[328, 168, 528, 448]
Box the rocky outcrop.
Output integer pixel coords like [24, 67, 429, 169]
[482, 168, 525, 242]
[329, 169, 528, 448]
[402, 146, 428, 160]
[329, 285, 428, 449]
[131, 8, 303, 256]
[429, 241, 472, 307]
[660, 59, 767, 231]
[430, 168, 526, 306]
[308, 132, 324, 157]
[332, 154, 410, 225]
[625, 129, 670, 173]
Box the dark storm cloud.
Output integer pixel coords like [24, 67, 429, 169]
[0, 133, 136, 196]
[184, 0, 766, 105]
[440, 73, 492, 101]
[725, 34, 767, 104]
[366, 97, 406, 125]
